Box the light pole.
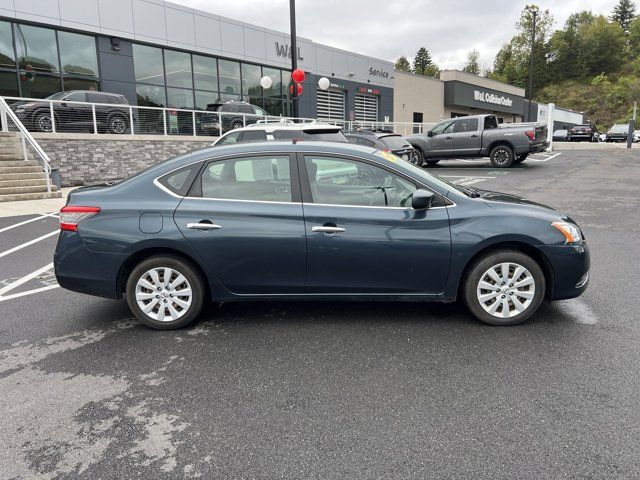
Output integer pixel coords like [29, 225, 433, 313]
[526, 4, 539, 122]
[289, 0, 299, 119]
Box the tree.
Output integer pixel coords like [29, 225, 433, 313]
[413, 47, 438, 77]
[580, 15, 626, 75]
[462, 49, 481, 74]
[394, 56, 411, 72]
[611, 0, 636, 30]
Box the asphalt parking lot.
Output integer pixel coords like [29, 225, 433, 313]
[1, 144, 639, 479]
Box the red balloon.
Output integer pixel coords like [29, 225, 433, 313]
[289, 83, 303, 96]
[291, 68, 305, 83]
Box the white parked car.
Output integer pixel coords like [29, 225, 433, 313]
[212, 120, 348, 146]
[634, 130, 640, 142]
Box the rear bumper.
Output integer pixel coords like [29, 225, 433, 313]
[538, 243, 590, 301]
[530, 141, 549, 153]
[54, 231, 125, 299]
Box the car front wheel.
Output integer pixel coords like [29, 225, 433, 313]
[463, 250, 545, 326]
[126, 255, 205, 330]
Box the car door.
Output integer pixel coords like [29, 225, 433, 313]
[451, 117, 481, 156]
[426, 120, 455, 157]
[173, 153, 306, 294]
[60, 92, 89, 131]
[299, 153, 452, 294]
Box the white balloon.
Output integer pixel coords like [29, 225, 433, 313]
[260, 76, 273, 89]
[318, 77, 330, 90]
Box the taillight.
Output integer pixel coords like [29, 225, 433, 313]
[59, 206, 100, 231]
[525, 130, 535, 141]
[382, 148, 391, 152]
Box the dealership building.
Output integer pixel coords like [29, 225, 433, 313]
[0, 0, 394, 122]
[0, 1, 581, 129]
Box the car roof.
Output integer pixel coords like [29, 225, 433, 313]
[221, 122, 342, 133]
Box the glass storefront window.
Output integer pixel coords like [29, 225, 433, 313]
[164, 50, 192, 89]
[193, 55, 217, 92]
[261, 67, 281, 97]
[263, 97, 283, 117]
[58, 31, 98, 77]
[0, 21, 15, 69]
[218, 59, 240, 95]
[195, 90, 220, 110]
[241, 63, 261, 97]
[219, 92, 241, 102]
[133, 44, 164, 85]
[19, 75, 62, 98]
[136, 84, 166, 107]
[14, 24, 59, 73]
[167, 87, 193, 109]
[63, 77, 99, 91]
[0, 71, 18, 96]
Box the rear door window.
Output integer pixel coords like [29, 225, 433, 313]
[199, 155, 292, 202]
[217, 131, 242, 145]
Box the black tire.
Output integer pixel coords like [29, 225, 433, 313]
[463, 249, 546, 326]
[126, 255, 205, 330]
[34, 112, 54, 132]
[108, 115, 128, 134]
[489, 144, 514, 168]
[514, 153, 528, 164]
[230, 120, 243, 130]
[425, 160, 440, 167]
[413, 148, 424, 166]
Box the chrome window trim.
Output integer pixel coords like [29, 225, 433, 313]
[153, 148, 457, 209]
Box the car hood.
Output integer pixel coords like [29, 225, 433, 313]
[477, 188, 568, 220]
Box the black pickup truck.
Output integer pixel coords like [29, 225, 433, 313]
[405, 114, 549, 168]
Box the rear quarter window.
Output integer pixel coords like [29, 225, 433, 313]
[157, 163, 201, 196]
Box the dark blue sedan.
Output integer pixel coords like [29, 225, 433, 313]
[54, 142, 589, 329]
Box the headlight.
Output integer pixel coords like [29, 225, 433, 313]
[552, 221, 583, 245]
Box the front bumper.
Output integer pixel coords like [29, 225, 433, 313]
[538, 242, 590, 300]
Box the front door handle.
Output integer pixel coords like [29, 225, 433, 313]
[470, 134, 479, 138]
[445, 136, 453, 140]
[312, 226, 346, 234]
[187, 221, 222, 231]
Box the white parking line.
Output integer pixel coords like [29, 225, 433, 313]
[0, 213, 59, 234]
[0, 230, 59, 259]
[528, 152, 562, 162]
[440, 175, 496, 186]
[0, 262, 60, 302]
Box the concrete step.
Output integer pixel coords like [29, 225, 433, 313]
[0, 165, 43, 174]
[0, 153, 22, 161]
[0, 178, 48, 188]
[0, 191, 62, 202]
[0, 160, 40, 167]
[0, 172, 45, 181]
[0, 184, 57, 195]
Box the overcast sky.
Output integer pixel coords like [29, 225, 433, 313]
[175, 0, 619, 70]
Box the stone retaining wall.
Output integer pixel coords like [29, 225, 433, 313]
[33, 133, 214, 186]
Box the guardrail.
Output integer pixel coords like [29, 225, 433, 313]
[0, 96, 52, 192]
[1, 96, 434, 138]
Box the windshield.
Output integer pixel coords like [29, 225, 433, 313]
[379, 135, 409, 149]
[374, 150, 469, 197]
[45, 92, 67, 100]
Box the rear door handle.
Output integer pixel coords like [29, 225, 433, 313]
[312, 226, 346, 234]
[445, 136, 453, 140]
[470, 134, 479, 138]
[187, 222, 222, 231]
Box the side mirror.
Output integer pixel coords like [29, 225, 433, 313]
[427, 131, 434, 137]
[412, 189, 434, 210]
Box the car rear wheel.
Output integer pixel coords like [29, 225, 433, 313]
[230, 120, 243, 130]
[489, 145, 514, 168]
[514, 153, 528, 164]
[463, 250, 545, 326]
[126, 255, 205, 330]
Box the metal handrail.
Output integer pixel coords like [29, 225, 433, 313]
[0, 96, 52, 192]
[0, 95, 438, 137]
